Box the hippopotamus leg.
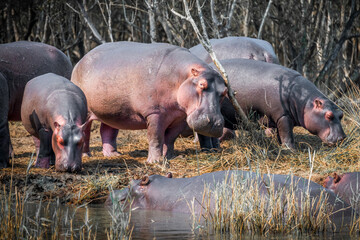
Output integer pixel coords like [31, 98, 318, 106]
[147, 114, 166, 163]
[163, 121, 188, 159]
[276, 115, 295, 149]
[34, 129, 55, 168]
[29, 111, 55, 168]
[81, 119, 92, 157]
[0, 75, 9, 168]
[198, 134, 220, 151]
[100, 123, 120, 157]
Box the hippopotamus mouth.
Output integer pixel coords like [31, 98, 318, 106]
[186, 111, 224, 138]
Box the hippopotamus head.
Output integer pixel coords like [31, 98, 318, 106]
[323, 173, 341, 192]
[52, 121, 84, 172]
[303, 97, 346, 145]
[177, 67, 227, 137]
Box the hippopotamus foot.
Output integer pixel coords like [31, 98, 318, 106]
[276, 116, 295, 149]
[100, 123, 120, 157]
[198, 134, 220, 151]
[219, 128, 235, 142]
[102, 143, 121, 157]
[35, 156, 51, 169]
[82, 152, 92, 157]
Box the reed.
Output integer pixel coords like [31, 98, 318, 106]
[0, 160, 132, 239]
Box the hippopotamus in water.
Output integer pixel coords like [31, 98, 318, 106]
[71, 41, 227, 163]
[108, 170, 354, 231]
[0, 41, 73, 168]
[189, 36, 280, 64]
[201, 59, 346, 149]
[323, 172, 360, 212]
[21, 73, 87, 172]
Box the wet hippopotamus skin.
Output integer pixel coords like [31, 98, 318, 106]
[108, 170, 354, 230]
[21, 73, 87, 172]
[0, 41, 73, 168]
[204, 59, 346, 149]
[323, 172, 360, 212]
[189, 36, 280, 64]
[71, 41, 227, 163]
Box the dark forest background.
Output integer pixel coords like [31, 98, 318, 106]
[1, 0, 359, 96]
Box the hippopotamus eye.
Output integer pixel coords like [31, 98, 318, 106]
[325, 111, 334, 121]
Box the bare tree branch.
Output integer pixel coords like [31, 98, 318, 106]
[315, 2, 360, 85]
[67, 1, 106, 44]
[224, 0, 238, 36]
[172, 0, 250, 126]
[258, 0, 273, 39]
[210, 0, 220, 38]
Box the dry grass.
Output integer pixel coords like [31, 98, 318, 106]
[1, 84, 360, 238]
[190, 170, 360, 237]
[0, 161, 132, 240]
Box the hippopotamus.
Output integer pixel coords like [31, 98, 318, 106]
[189, 36, 280, 64]
[323, 172, 360, 212]
[107, 170, 355, 231]
[0, 41, 73, 168]
[201, 59, 346, 149]
[21, 73, 87, 172]
[71, 41, 227, 163]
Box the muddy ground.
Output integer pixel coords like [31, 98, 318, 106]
[1, 119, 358, 205]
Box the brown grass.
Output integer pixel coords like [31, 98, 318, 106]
[1, 84, 360, 237]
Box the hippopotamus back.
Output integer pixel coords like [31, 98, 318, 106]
[189, 36, 279, 64]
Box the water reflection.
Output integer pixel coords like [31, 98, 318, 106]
[22, 203, 355, 239]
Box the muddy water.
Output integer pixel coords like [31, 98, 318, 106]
[22, 203, 355, 239]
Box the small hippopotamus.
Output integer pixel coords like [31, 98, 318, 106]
[0, 41, 73, 168]
[71, 42, 227, 163]
[323, 172, 360, 212]
[189, 36, 280, 64]
[107, 171, 354, 231]
[203, 59, 346, 149]
[21, 73, 87, 172]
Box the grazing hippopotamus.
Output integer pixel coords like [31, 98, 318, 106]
[71, 42, 227, 163]
[107, 170, 354, 231]
[21, 73, 87, 172]
[189, 36, 280, 64]
[323, 172, 360, 212]
[202, 59, 346, 149]
[0, 41, 73, 168]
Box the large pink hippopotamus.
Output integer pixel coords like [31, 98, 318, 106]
[21, 73, 88, 172]
[0, 41, 73, 168]
[202, 59, 346, 149]
[71, 42, 227, 163]
[189, 36, 280, 64]
[323, 172, 360, 212]
[107, 170, 355, 231]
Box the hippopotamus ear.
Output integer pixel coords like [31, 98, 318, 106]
[54, 122, 61, 134]
[333, 172, 341, 183]
[140, 176, 150, 186]
[191, 68, 200, 77]
[314, 99, 324, 109]
[166, 172, 173, 178]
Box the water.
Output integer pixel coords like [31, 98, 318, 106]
[21, 203, 356, 239]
